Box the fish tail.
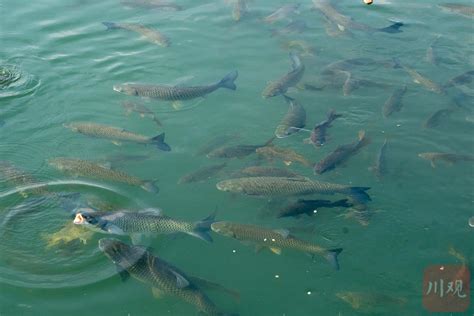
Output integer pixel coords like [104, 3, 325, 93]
[102, 22, 120, 30]
[189, 212, 217, 243]
[218, 71, 238, 90]
[151, 133, 171, 151]
[323, 248, 343, 270]
[333, 198, 352, 208]
[141, 180, 159, 194]
[289, 51, 302, 70]
[345, 187, 371, 204]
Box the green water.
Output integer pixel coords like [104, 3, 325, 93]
[1, 0, 473, 315]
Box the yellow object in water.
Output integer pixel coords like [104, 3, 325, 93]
[43, 222, 94, 249]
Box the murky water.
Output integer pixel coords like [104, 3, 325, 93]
[1, 0, 473, 315]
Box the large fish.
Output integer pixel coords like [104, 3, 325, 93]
[274, 96, 306, 138]
[314, 131, 370, 174]
[382, 85, 407, 118]
[369, 139, 388, 180]
[122, 101, 162, 127]
[178, 163, 227, 184]
[74, 208, 214, 242]
[113, 71, 238, 101]
[195, 134, 240, 156]
[423, 108, 455, 129]
[102, 22, 170, 47]
[444, 70, 474, 88]
[207, 137, 275, 159]
[216, 176, 371, 203]
[64, 122, 170, 151]
[262, 53, 304, 98]
[231, 0, 248, 22]
[263, 3, 301, 24]
[305, 109, 342, 147]
[425, 35, 442, 65]
[277, 198, 352, 218]
[438, 3, 474, 18]
[393, 58, 445, 94]
[256, 146, 312, 167]
[336, 291, 407, 313]
[98, 238, 237, 316]
[211, 221, 343, 270]
[418, 152, 474, 168]
[49, 157, 159, 193]
[0, 160, 47, 196]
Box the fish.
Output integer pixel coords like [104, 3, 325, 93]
[256, 146, 312, 167]
[238, 166, 303, 178]
[418, 152, 474, 168]
[195, 134, 240, 156]
[270, 20, 309, 37]
[98, 238, 237, 315]
[336, 291, 407, 313]
[314, 130, 370, 174]
[211, 221, 343, 270]
[382, 85, 407, 118]
[231, 0, 248, 22]
[369, 139, 388, 180]
[216, 176, 371, 203]
[48, 157, 159, 193]
[102, 22, 170, 47]
[64, 122, 171, 151]
[274, 96, 306, 138]
[207, 137, 274, 159]
[393, 58, 445, 94]
[277, 199, 352, 218]
[281, 40, 315, 57]
[425, 35, 442, 65]
[263, 4, 300, 24]
[321, 57, 383, 76]
[178, 163, 227, 184]
[0, 160, 47, 196]
[122, 101, 162, 127]
[113, 71, 238, 101]
[105, 153, 150, 165]
[120, 0, 183, 11]
[438, 3, 474, 18]
[262, 53, 304, 98]
[444, 70, 474, 88]
[423, 108, 455, 129]
[42, 222, 94, 249]
[74, 208, 215, 243]
[305, 109, 342, 147]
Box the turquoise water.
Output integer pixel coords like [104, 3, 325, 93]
[1, 0, 473, 315]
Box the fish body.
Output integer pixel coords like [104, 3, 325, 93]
[113, 71, 238, 101]
[281, 40, 315, 57]
[122, 101, 162, 127]
[322, 58, 377, 75]
[314, 131, 370, 174]
[271, 20, 308, 37]
[232, 0, 248, 21]
[196, 134, 240, 156]
[102, 22, 170, 46]
[239, 166, 302, 178]
[383, 85, 407, 117]
[178, 163, 227, 184]
[277, 198, 352, 218]
[0, 161, 46, 195]
[65, 122, 170, 151]
[444, 70, 474, 88]
[263, 4, 300, 23]
[98, 239, 233, 315]
[438, 3, 474, 18]
[275, 96, 306, 138]
[256, 146, 312, 167]
[262, 53, 304, 98]
[121, 0, 183, 10]
[211, 221, 342, 269]
[393, 59, 444, 94]
[336, 291, 406, 312]
[418, 152, 474, 168]
[308, 109, 342, 147]
[207, 137, 274, 159]
[370, 139, 388, 179]
[423, 108, 455, 128]
[216, 176, 371, 203]
[43, 222, 94, 248]
[49, 157, 159, 193]
[426, 35, 442, 65]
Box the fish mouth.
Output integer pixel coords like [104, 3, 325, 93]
[73, 213, 85, 225]
[216, 182, 226, 191]
[113, 85, 123, 93]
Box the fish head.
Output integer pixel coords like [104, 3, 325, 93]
[262, 83, 282, 98]
[275, 125, 295, 138]
[73, 207, 102, 228]
[113, 84, 139, 96]
[210, 221, 236, 237]
[418, 153, 432, 160]
[207, 148, 226, 158]
[99, 238, 147, 268]
[313, 162, 325, 174]
[216, 179, 244, 193]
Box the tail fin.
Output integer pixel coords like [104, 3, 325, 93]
[379, 21, 404, 33]
[141, 180, 159, 194]
[345, 187, 371, 204]
[151, 133, 171, 152]
[189, 212, 216, 243]
[392, 57, 402, 69]
[102, 22, 120, 30]
[324, 248, 343, 270]
[218, 71, 238, 90]
[289, 52, 302, 70]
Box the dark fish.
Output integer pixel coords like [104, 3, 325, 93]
[256, 145, 312, 167]
[207, 137, 275, 159]
[369, 139, 388, 180]
[426, 35, 442, 65]
[239, 166, 303, 178]
[262, 53, 304, 98]
[271, 20, 308, 37]
[98, 238, 237, 315]
[393, 58, 445, 94]
[314, 131, 370, 174]
[263, 3, 301, 23]
[418, 152, 474, 168]
[275, 95, 306, 138]
[305, 109, 342, 147]
[195, 134, 240, 156]
[444, 70, 474, 88]
[423, 108, 455, 128]
[178, 163, 227, 184]
[277, 198, 352, 218]
[382, 85, 407, 118]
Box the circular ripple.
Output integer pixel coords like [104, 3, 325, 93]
[0, 64, 40, 99]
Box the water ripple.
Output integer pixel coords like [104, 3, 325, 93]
[0, 64, 40, 99]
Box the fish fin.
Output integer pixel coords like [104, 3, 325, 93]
[255, 245, 265, 253]
[111, 141, 122, 146]
[345, 187, 371, 204]
[115, 264, 130, 282]
[379, 21, 404, 33]
[289, 52, 302, 70]
[413, 79, 420, 84]
[141, 180, 159, 194]
[152, 115, 162, 127]
[269, 247, 282, 255]
[323, 248, 343, 270]
[130, 233, 153, 246]
[283, 160, 292, 166]
[189, 211, 216, 243]
[102, 21, 120, 30]
[218, 70, 238, 90]
[152, 287, 165, 299]
[273, 229, 290, 239]
[189, 276, 240, 302]
[170, 270, 190, 288]
[138, 208, 162, 216]
[105, 223, 125, 235]
[139, 113, 145, 118]
[171, 101, 182, 110]
[151, 133, 171, 152]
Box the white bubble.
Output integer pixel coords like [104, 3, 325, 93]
[232, 249, 236, 253]
[275, 274, 280, 278]
[307, 291, 312, 295]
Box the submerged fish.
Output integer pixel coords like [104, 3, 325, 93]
[98, 238, 237, 315]
[216, 176, 371, 203]
[369, 139, 388, 180]
[418, 152, 474, 168]
[231, 0, 248, 22]
[65, 122, 170, 151]
[74, 208, 214, 242]
[263, 3, 300, 24]
[120, 0, 183, 10]
[178, 163, 227, 184]
[314, 131, 370, 174]
[271, 20, 308, 37]
[256, 146, 312, 167]
[281, 40, 315, 57]
[425, 35, 442, 65]
[195, 134, 240, 156]
[207, 137, 274, 159]
[211, 221, 343, 270]
[438, 3, 474, 18]
[277, 198, 352, 218]
[43, 222, 94, 249]
[382, 85, 407, 118]
[262, 53, 304, 98]
[239, 166, 303, 178]
[321, 57, 382, 75]
[0, 160, 47, 196]
[113, 71, 238, 101]
[274, 96, 306, 138]
[122, 101, 162, 127]
[444, 70, 474, 88]
[102, 22, 170, 47]
[336, 291, 407, 313]
[423, 108, 455, 128]
[393, 59, 444, 94]
[305, 109, 342, 147]
[49, 157, 159, 193]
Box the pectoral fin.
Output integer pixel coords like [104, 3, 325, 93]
[171, 270, 190, 288]
[269, 247, 282, 255]
[273, 229, 290, 239]
[152, 287, 164, 299]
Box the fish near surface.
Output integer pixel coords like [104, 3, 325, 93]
[0, 160, 47, 196]
[122, 101, 162, 127]
[49, 157, 159, 193]
[382, 85, 407, 118]
[263, 3, 301, 24]
[305, 109, 342, 147]
[274, 95, 306, 138]
[393, 58, 445, 94]
[418, 152, 474, 168]
[262, 52, 304, 98]
[74, 208, 215, 242]
[231, 0, 248, 22]
[444, 70, 474, 88]
[369, 139, 388, 180]
[113, 71, 238, 101]
[277, 198, 352, 218]
[64, 122, 171, 151]
[438, 3, 474, 18]
[256, 146, 312, 167]
[98, 238, 237, 316]
[120, 0, 183, 11]
[211, 221, 343, 270]
[207, 137, 275, 159]
[102, 22, 170, 47]
[423, 108, 455, 129]
[43, 222, 94, 249]
[178, 163, 227, 184]
[314, 130, 370, 174]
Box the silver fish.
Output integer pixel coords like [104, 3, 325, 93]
[369, 139, 388, 180]
[262, 53, 304, 98]
[102, 22, 170, 47]
[383, 85, 407, 118]
[275, 96, 306, 138]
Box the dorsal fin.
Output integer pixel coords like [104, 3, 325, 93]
[273, 229, 290, 239]
[170, 270, 190, 288]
